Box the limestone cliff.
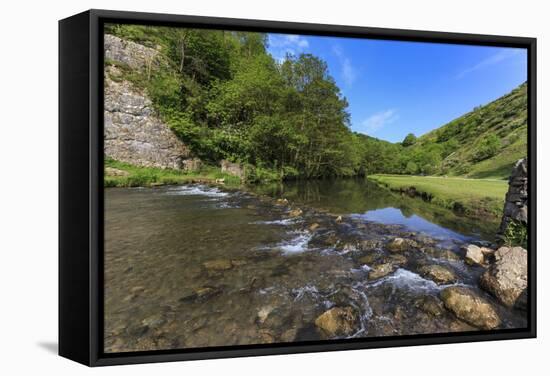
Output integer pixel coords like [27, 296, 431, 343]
[104, 35, 192, 170]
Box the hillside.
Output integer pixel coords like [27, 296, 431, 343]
[411, 83, 527, 179]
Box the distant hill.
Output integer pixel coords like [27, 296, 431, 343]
[412, 83, 527, 179]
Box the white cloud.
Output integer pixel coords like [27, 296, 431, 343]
[268, 34, 309, 62]
[360, 109, 399, 134]
[332, 45, 357, 87]
[456, 49, 522, 79]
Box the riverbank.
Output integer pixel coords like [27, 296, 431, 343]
[104, 159, 242, 188]
[368, 174, 507, 219]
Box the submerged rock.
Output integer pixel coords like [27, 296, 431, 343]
[415, 295, 446, 317]
[203, 259, 233, 271]
[419, 264, 457, 285]
[276, 198, 289, 205]
[463, 244, 485, 265]
[358, 252, 381, 265]
[358, 239, 381, 251]
[386, 237, 417, 252]
[194, 286, 220, 299]
[308, 223, 320, 231]
[280, 328, 298, 342]
[480, 246, 527, 309]
[257, 305, 275, 324]
[440, 286, 500, 329]
[141, 313, 166, 329]
[368, 263, 394, 280]
[314, 307, 358, 337]
[421, 247, 461, 261]
[382, 254, 408, 266]
[231, 259, 248, 267]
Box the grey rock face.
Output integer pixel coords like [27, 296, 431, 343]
[480, 246, 527, 309]
[103, 35, 194, 170]
[499, 158, 528, 237]
[104, 69, 190, 169]
[104, 34, 161, 71]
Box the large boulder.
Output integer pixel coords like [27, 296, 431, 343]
[419, 264, 457, 285]
[480, 246, 527, 309]
[440, 287, 500, 329]
[314, 307, 358, 337]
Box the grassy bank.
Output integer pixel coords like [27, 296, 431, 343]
[104, 159, 242, 188]
[368, 174, 507, 219]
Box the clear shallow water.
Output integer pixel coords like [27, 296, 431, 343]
[253, 179, 498, 242]
[356, 208, 473, 244]
[104, 180, 524, 353]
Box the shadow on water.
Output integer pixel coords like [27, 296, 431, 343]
[251, 178, 498, 242]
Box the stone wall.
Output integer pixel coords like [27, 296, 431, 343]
[498, 158, 528, 238]
[104, 35, 196, 170]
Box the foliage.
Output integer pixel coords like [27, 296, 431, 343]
[402, 133, 417, 147]
[503, 219, 528, 248]
[472, 134, 501, 162]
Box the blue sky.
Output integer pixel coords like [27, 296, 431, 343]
[267, 33, 527, 143]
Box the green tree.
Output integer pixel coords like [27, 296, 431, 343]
[402, 133, 417, 147]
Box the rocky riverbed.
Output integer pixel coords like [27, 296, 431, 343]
[104, 183, 527, 353]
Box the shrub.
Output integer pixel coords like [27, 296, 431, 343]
[503, 220, 528, 249]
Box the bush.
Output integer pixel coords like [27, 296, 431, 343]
[503, 220, 528, 249]
[472, 134, 501, 162]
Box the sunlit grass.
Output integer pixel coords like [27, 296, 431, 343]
[368, 174, 507, 219]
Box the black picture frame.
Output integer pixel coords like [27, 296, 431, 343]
[59, 9, 537, 367]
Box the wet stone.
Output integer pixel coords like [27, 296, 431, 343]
[203, 259, 233, 271]
[368, 263, 394, 280]
[415, 295, 446, 317]
[314, 307, 358, 337]
[419, 264, 457, 285]
[440, 286, 501, 329]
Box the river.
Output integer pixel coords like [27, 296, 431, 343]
[104, 178, 526, 352]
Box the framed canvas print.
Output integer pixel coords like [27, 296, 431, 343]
[59, 9, 536, 366]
